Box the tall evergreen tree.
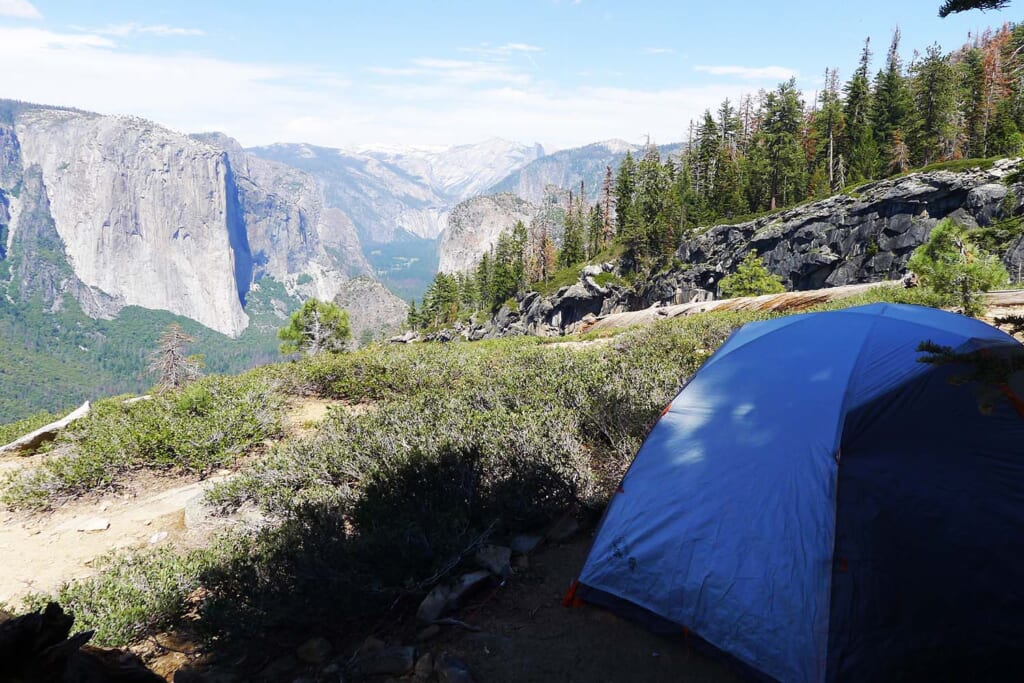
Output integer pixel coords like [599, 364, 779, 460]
[587, 203, 604, 257]
[614, 151, 636, 233]
[763, 79, 806, 209]
[910, 43, 957, 163]
[871, 27, 915, 169]
[559, 191, 586, 267]
[814, 67, 846, 190]
[843, 38, 879, 180]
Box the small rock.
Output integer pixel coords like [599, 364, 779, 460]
[544, 513, 579, 542]
[509, 534, 543, 555]
[414, 652, 434, 679]
[148, 531, 168, 544]
[436, 652, 474, 683]
[417, 584, 451, 623]
[76, 517, 110, 533]
[474, 544, 512, 578]
[296, 636, 332, 664]
[416, 625, 441, 642]
[447, 571, 491, 609]
[351, 645, 416, 677]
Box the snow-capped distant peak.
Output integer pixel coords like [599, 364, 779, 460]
[593, 139, 635, 153]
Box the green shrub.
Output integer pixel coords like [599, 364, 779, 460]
[24, 545, 222, 646]
[907, 219, 1009, 316]
[718, 250, 786, 298]
[2, 374, 284, 510]
[15, 289, 947, 651]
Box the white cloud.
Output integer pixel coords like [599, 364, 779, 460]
[0, 25, 758, 151]
[77, 23, 206, 37]
[643, 47, 674, 55]
[694, 64, 798, 80]
[460, 42, 543, 56]
[0, 0, 41, 19]
[371, 57, 532, 86]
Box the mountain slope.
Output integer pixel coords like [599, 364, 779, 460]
[0, 100, 370, 338]
[488, 140, 684, 204]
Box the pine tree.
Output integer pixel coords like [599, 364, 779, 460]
[694, 110, 720, 196]
[601, 165, 615, 242]
[718, 250, 786, 298]
[148, 323, 201, 391]
[614, 151, 636, 233]
[871, 27, 914, 170]
[475, 252, 492, 311]
[278, 299, 352, 356]
[407, 299, 420, 330]
[815, 67, 846, 190]
[938, 0, 1010, 17]
[843, 38, 879, 180]
[910, 43, 956, 164]
[587, 203, 604, 257]
[763, 79, 806, 209]
[907, 219, 1008, 316]
[559, 191, 586, 267]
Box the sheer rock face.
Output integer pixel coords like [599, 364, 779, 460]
[438, 193, 538, 273]
[0, 105, 369, 337]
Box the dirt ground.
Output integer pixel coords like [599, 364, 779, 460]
[0, 472, 228, 606]
[427, 537, 742, 683]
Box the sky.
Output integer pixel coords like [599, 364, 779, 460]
[0, 0, 1015, 151]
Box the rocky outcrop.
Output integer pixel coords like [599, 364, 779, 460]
[8, 109, 252, 335]
[194, 132, 370, 303]
[333, 275, 409, 343]
[653, 159, 1024, 302]
[0, 102, 370, 337]
[476, 159, 1024, 338]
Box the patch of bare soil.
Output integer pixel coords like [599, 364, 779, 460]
[417, 537, 741, 683]
[0, 471, 230, 606]
[283, 397, 375, 437]
[0, 397, 358, 608]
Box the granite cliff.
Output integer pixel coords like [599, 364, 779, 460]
[0, 101, 369, 337]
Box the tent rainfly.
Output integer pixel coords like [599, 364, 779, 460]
[567, 303, 1024, 682]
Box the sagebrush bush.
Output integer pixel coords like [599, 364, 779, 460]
[24, 545, 223, 646]
[2, 374, 284, 510]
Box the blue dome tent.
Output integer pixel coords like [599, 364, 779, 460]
[568, 303, 1024, 682]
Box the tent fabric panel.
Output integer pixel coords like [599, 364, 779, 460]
[579, 313, 875, 683]
[840, 314, 1010, 417]
[828, 361, 1024, 681]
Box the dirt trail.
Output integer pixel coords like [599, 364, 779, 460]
[0, 398, 339, 607]
[0, 474, 228, 605]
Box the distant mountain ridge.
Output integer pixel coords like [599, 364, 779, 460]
[0, 98, 695, 333]
[247, 137, 651, 293]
